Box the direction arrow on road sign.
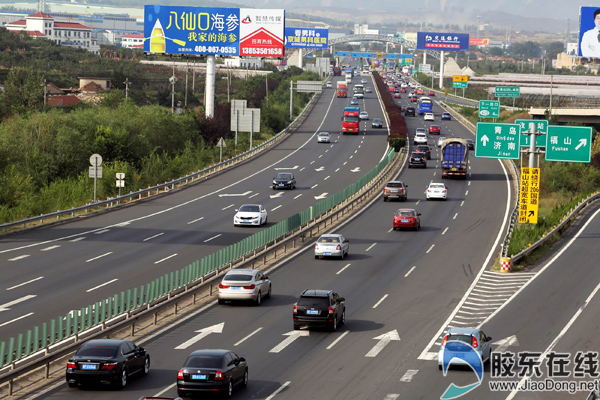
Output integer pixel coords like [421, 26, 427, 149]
[515, 119, 548, 148]
[545, 126, 593, 163]
[269, 330, 309, 353]
[365, 329, 400, 357]
[175, 322, 224, 349]
[478, 100, 500, 118]
[475, 122, 521, 160]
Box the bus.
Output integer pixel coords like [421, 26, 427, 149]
[418, 97, 433, 115]
[353, 84, 364, 99]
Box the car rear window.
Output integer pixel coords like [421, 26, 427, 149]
[224, 274, 253, 281]
[298, 296, 329, 307]
[184, 355, 223, 368]
[447, 334, 472, 344]
[396, 210, 416, 217]
[386, 182, 403, 188]
[430, 184, 444, 189]
[318, 236, 340, 243]
[76, 345, 119, 357]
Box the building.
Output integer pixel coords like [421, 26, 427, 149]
[353, 24, 379, 35]
[223, 57, 264, 69]
[5, 12, 100, 54]
[121, 33, 144, 48]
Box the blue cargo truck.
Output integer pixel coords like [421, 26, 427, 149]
[440, 138, 469, 179]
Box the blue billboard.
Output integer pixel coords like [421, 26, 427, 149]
[285, 27, 328, 49]
[579, 6, 600, 57]
[417, 32, 469, 52]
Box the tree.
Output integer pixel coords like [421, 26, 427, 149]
[3, 68, 44, 113]
[488, 47, 504, 57]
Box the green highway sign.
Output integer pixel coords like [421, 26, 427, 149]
[475, 122, 521, 160]
[453, 81, 468, 89]
[545, 125, 592, 163]
[495, 86, 520, 98]
[515, 119, 548, 148]
[479, 100, 500, 118]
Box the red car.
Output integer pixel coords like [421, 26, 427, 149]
[388, 86, 395, 92]
[428, 91, 436, 96]
[393, 209, 421, 231]
[400, 87, 408, 93]
[410, 96, 418, 102]
[394, 92, 401, 98]
[428, 125, 441, 134]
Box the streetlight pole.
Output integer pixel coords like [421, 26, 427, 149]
[123, 78, 130, 99]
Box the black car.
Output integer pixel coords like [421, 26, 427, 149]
[272, 172, 296, 190]
[405, 107, 416, 117]
[465, 139, 475, 150]
[416, 144, 432, 160]
[177, 349, 248, 398]
[408, 152, 427, 168]
[372, 118, 383, 128]
[293, 289, 345, 332]
[66, 339, 149, 389]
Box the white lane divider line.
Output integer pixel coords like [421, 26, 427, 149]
[330, 144, 334, 147]
[70, 237, 86, 242]
[222, 204, 234, 210]
[366, 243, 377, 252]
[249, 193, 260, 198]
[343, 161, 347, 165]
[460, 201, 464, 207]
[426, 244, 435, 254]
[293, 194, 302, 199]
[152, 383, 176, 398]
[187, 217, 205, 224]
[465, 190, 469, 196]
[354, 150, 358, 153]
[266, 381, 291, 400]
[453, 213, 458, 220]
[327, 331, 349, 350]
[388, 227, 394, 233]
[349, 155, 353, 159]
[40, 245, 60, 251]
[299, 167, 305, 172]
[86, 279, 118, 293]
[325, 149, 329, 153]
[154, 253, 178, 264]
[405, 266, 416, 278]
[0, 312, 34, 327]
[9, 255, 30, 261]
[234, 327, 263, 346]
[468, 181, 471, 186]
[204, 234, 222, 243]
[433, 172, 436, 176]
[384, 395, 400, 400]
[442, 227, 449, 235]
[336, 263, 351, 275]
[319, 155, 323, 158]
[311, 184, 318, 189]
[86, 252, 113, 263]
[6, 277, 44, 291]
[271, 205, 282, 211]
[373, 294, 389, 308]
[415, 200, 421, 205]
[335, 168, 340, 172]
[143, 233, 164, 242]
[310, 161, 315, 164]
[324, 176, 330, 180]
[400, 369, 419, 382]
[95, 229, 110, 234]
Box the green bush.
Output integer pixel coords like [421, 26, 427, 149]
[388, 138, 406, 151]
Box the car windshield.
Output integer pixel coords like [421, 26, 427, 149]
[298, 296, 329, 307]
[373, 119, 381, 122]
[276, 173, 292, 180]
[318, 236, 340, 243]
[396, 210, 416, 217]
[239, 205, 259, 212]
[224, 274, 253, 281]
[184, 355, 223, 368]
[386, 182, 403, 188]
[76, 345, 119, 357]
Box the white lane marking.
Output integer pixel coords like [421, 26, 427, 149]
[373, 294, 389, 309]
[400, 369, 419, 382]
[405, 266, 416, 278]
[384, 395, 400, 400]
[95, 229, 110, 234]
[442, 227, 449, 235]
[426, 244, 435, 253]
[325, 149, 329, 153]
[271, 205, 282, 211]
[187, 217, 204, 224]
[86, 279, 118, 293]
[8, 255, 30, 261]
[324, 176, 330, 180]
[299, 167, 305, 172]
[293, 194, 302, 199]
[85, 252, 113, 263]
[319, 154, 323, 158]
[266, 381, 291, 400]
[366, 243, 377, 251]
[40, 245, 60, 251]
[70, 237, 85, 242]
[222, 204, 234, 210]
[234, 327, 263, 346]
[249, 193, 260, 199]
[388, 227, 394, 233]
[355, 150, 358, 153]
[269, 331, 309, 353]
[6, 277, 44, 291]
[330, 144, 334, 147]
[152, 383, 176, 398]
[349, 155, 353, 159]
[175, 323, 225, 349]
[204, 234, 222, 243]
[465, 190, 469, 196]
[0, 295, 37, 311]
[468, 181, 471, 186]
[311, 184, 318, 189]
[366, 330, 400, 357]
[327, 331, 349, 350]
[336, 263, 351, 275]
[453, 213, 458, 219]
[343, 161, 347, 165]
[310, 161, 315, 164]
[415, 200, 421, 205]
[0, 312, 34, 327]
[143, 233, 164, 242]
[335, 168, 340, 172]
[460, 201, 464, 207]
[154, 254, 178, 264]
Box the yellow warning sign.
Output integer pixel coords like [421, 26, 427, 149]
[518, 167, 539, 224]
[453, 75, 469, 82]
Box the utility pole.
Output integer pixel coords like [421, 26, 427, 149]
[42, 78, 47, 106]
[123, 78, 130, 99]
[169, 62, 177, 114]
[185, 59, 188, 108]
[192, 59, 196, 94]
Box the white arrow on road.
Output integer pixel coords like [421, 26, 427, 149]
[0, 295, 37, 312]
[350, 167, 361, 172]
[218, 191, 252, 197]
[274, 166, 299, 170]
[575, 139, 588, 151]
[315, 166, 325, 172]
[314, 193, 329, 200]
[269, 330, 310, 353]
[492, 335, 519, 353]
[366, 329, 400, 357]
[480, 134, 490, 146]
[270, 192, 284, 199]
[175, 322, 224, 349]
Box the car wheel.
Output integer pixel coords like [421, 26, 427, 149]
[178, 391, 185, 397]
[242, 369, 248, 388]
[142, 356, 150, 375]
[67, 382, 78, 388]
[272, 186, 276, 190]
[264, 217, 268, 225]
[340, 251, 344, 260]
[416, 223, 420, 231]
[426, 197, 430, 201]
[255, 292, 261, 306]
[383, 197, 388, 202]
[314, 255, 319, 259]
[331, 316, 338, 332]
[267, 284, 272, 298]
[118, 368, 127, 389]
[439, 365, 442, 371]
[293, 323, 300, 330]
[218, 298, 225, 305]
[223, 380, 233, 398]
[341, 310, 346, 325]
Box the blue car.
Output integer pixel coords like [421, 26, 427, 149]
[441, 112, 452, 121]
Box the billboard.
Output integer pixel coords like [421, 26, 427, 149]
[579, 6, 600, 57]
[469, 38, 489, 46]
[285, 27, 328, 49]
[144, 5, 284, 57]
[417, 32, 469, 51]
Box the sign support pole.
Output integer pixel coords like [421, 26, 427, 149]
[528, 123, 537, 169]
[439, 50, 444, 89]
[206, 55, 216, 118]
[250, 110, 254, 151]
[290, 81, 293, 121]
[235, 110, 239, 149]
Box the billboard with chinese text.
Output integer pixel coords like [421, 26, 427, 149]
[417, 32, 469, 51]
[285, 27, 328, 49]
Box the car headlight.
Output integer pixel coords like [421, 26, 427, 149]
[273, 180, 277, 184]
[286, 181, 292, 184]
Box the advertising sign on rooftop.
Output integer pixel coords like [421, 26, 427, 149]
[578, 7, 600, 57]
[417, 32, 469, 52]
[284, 27, 328, 49]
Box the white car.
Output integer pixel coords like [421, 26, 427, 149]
[424, 113, 435, 121]
[361, 79, 367, 84]
[437, 137, 446, 147]
[359, 111, 369, 120]
[326, 81, 332, 88]
[233, 204, 267, 226]
[426, 183, 448, 200]
[314, 234, 350, 259]
[317, 131, 331, 143]
[414, 132, 428, 145]
[218, 269, 271, 305]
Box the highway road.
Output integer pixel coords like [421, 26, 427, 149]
[0, 70, 390, 343]
[31, 71, 514, 400]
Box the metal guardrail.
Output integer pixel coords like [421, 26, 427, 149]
[0, 87, 322, 235]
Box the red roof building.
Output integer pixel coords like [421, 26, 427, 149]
[121, 33, 144, 49]
[47, 95, 81, 107]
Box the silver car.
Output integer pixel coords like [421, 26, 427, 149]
[317, 132, 331, 143]
[359, 111, 369, 120]
[218, 269, 272, 305]
[314, 234, 349, 260]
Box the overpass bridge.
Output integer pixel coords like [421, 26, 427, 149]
[529, 107, 600, 124]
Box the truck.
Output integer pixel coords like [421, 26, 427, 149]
[333, 67, 341, 76]
[440, 138, 469, 179]
[345, 68, 354, 78]
[343, 106, 360, 117]
[336, 82, 347, 98]
[353, 84, 364, 99]
[342, 114, 360, 135]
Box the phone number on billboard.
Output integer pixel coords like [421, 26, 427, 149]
[241, 47, 282, 55]
[194, 46, 237, 54]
